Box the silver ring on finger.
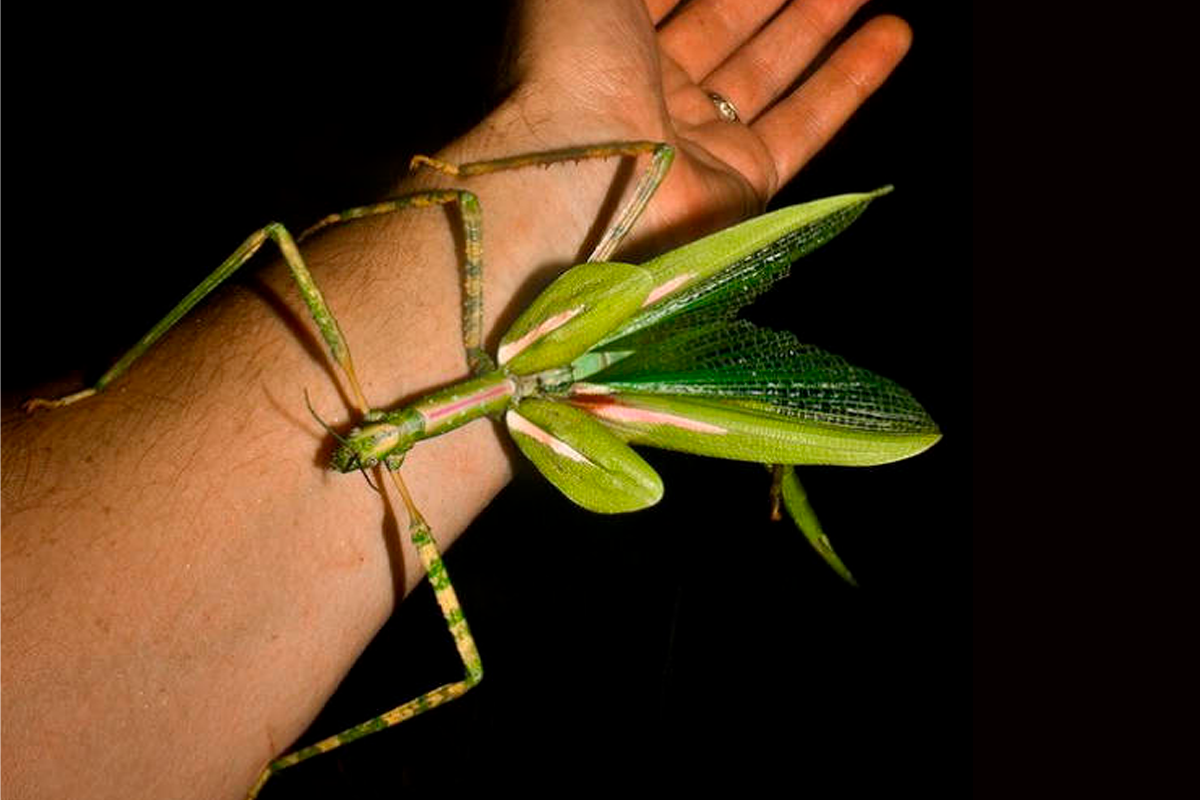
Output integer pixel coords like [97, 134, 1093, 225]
[706, 90, 741, 123]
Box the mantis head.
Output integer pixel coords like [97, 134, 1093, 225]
[329, 419, 416, 473]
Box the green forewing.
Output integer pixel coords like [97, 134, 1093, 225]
[568, 392, 940, 467]
[499, 261, 653, 375]
[600, 188, 893, 346]
[506, 398, 664, 513]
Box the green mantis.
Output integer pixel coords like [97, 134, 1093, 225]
[21, 140, 938, 797]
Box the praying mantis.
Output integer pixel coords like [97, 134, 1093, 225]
[21, 135, 939, 796]
[0, 3, 964, 796]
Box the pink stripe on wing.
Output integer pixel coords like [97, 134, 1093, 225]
[572, 396, 727, 434]
[642, 272, 695, 307]
[506, 410, 592, 463]
[497, 306, 583, 365]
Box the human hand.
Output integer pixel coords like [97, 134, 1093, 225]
[506, 0, 911, 246]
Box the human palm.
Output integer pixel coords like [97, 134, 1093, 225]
[515, 0, 912, 246]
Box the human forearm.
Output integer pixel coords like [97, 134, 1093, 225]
[2, 0, 914, 794]
[0, 95, 651, 800]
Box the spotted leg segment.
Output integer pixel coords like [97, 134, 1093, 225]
[411, 141, 675, 368]
[413, 140, 673, 264]
[245, 479, 482, 799]
[298, 191, 489, 375]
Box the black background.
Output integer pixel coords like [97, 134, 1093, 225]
[3, 2, 970, 795]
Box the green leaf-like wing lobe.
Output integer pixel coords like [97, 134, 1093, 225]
[603, 188, 893, 344]
[567, 392, 940, 467]
[499, 261, 653, 375]
[507, 398, 663, 513]
[777, 466, 857, 586]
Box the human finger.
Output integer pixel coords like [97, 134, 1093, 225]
[699, 0, 870, 123]
[751, 14, 912, 186]
[645, 0, 681, 25]
[657, 0, 788, 81]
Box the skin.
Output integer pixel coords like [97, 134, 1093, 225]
[0, 1, 911, 798]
